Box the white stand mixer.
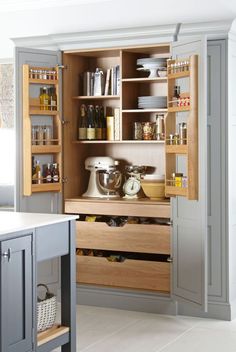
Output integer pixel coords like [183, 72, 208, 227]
[82, 156, 121, 198]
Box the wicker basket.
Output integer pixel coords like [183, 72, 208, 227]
[37, 284, 57, 332]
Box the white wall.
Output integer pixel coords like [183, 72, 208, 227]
[1, 0, 236, 59]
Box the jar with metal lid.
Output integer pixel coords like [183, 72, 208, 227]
[178, 122, 187, 145]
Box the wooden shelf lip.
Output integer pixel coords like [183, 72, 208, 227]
[32, 183, 62, 193]
[167, 71, 190, 79]
[31, 145, 62, 154]
[72, 95, 120, 100]
[165, 186, 188, 197]
[168, 106, 190, 112]
[73, 140, 165, 144]
[122, 108, 168, 113]
[29, 109, 59, 116]
[122, 77, 167, 83]
[165, 145, 188, 154]
[37, 325, 69, 347]
[29, 78, 58, 84]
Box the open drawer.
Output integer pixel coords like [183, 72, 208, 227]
[76, 221, 170, 254]
[76, 255, 170, 292]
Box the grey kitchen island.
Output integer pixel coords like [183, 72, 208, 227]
[0, 211, 78, 352]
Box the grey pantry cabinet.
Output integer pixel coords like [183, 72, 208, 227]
[13, 18, 236, 321]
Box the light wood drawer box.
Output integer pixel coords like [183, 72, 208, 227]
[76, 221, 170, 254]
[76, 256, 170, 292]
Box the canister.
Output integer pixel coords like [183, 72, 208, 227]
[133, 122, 143, 140]
[142, 122, 155, 140]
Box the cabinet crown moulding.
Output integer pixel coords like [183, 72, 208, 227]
[11, 19, 236, 51]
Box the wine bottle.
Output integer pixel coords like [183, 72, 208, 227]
[78, 104, 87, 140]
[100, 106, 106, 140]
[95, 105, 102, 140]
[86, 105, 96, 140]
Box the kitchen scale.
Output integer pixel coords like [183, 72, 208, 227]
[123, 165, 146, 198]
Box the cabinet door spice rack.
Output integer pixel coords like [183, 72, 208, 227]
[22, 64, 62, 196]
[165, 55, 198, 200]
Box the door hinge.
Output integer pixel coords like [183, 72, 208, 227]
[62, 177, 68, 184]
[167, 256, 173, 263]
[61, 119, 70, 125]
[57, 64, 68, 70]
[167, 220, 173, 227]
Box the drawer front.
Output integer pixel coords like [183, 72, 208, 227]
[76, 222, 170, 254]
[77, 256, 170, 292]
[65, 200, 171, 218]
[36, 222, 69, 261]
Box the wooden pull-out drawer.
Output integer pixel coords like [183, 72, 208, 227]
[77, 256, 170, 293]
[76, 221, 170, 254]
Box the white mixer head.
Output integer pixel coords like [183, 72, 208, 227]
[85, 156, 118, 171]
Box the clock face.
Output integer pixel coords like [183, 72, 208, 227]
[123, 177, 141, 196]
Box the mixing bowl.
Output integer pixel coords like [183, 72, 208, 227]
[141, 175, 165, 200]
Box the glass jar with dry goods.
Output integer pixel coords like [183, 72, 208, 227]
[142, 122, 155, 140]
[155, 114, 165, 140]
[133, 122, 143, 140]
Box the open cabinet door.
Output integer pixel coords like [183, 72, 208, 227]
[15, 47, 62, 214]
[171, 37, 208, 310]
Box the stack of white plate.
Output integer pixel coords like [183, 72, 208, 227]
[138, 96, 167, 109]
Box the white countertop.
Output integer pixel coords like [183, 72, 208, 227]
[0, 211, 78, 236]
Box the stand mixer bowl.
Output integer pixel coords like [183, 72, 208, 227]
[98, 170, 122, 195]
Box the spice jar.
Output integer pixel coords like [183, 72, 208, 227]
[142, 122, 155, 140]
[44, 125, 52, 145]
[174, 173, 183, 187]
[173, 133, 179, 145]
[36, 126, 44, 145]
[178, 122, 187, 145]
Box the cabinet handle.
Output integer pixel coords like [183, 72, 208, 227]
[1, 248, 11, 262]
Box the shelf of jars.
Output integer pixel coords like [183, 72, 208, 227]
[32, 183, 62, 193]
[23, 64, 62, 196]
[165, 54, 198, 200]
[32, 144, 61, 154]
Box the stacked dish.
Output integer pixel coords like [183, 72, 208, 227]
[138, 96, 167, 109]
[137, 57, 167, 78]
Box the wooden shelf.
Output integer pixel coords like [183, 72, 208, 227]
[168, 71, 190, 79]
[165, 145, 188, 154]
[165, 186, 188, 197]
[168, 106, 190, 113]
[29, 109, 59, 116]
[73, 140, 165, 144]
[32, 183, 62, 193]
[37, 325, 69, 347]
[72, 95, 120, 100]
[29, 78, 58, 85]
[122, 109, 167, 113]
[32, 145, 62, 154]
[122, 77, 167, 83]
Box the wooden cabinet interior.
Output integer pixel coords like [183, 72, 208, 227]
[22, 64, 62, 196]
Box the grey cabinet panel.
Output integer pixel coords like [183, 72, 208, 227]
[0, 234, 33, 352]
[36, 222, 69, 261]
[172, 37, 208, 310]
[207, 40, 227, 301]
